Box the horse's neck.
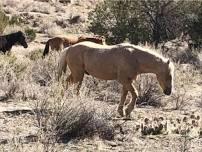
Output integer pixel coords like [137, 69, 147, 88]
[6, 34, 17, 45]
[137, 52, 164, 75]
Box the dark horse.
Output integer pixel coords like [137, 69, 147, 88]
[0, 31, 28, 53]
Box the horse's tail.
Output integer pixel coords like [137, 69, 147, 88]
[57, 49, 68, 80]
[42, 40, 50, 58]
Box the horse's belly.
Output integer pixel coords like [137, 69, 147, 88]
[85, 67, 117, 80]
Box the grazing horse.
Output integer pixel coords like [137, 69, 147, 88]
[0, 31, 28, 53]
[42, 35, 105, 57]
[58, 41, 174, 117]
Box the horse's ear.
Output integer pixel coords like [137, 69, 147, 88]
[17, 31, 23, 35]
[167, 59, 170, 65]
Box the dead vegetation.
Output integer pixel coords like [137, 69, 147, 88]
[136, 74, 163, 108]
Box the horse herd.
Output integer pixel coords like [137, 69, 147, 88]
[0, 31, 174, 118]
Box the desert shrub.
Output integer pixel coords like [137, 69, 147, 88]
[0, 9, 9, 33]
[9, 15, 23, 25]
[0, 54, 27, 78]
[34, 91, 114, 144]
[170, 89, 191, 110]
[0, 55, 19, 100]
[176, 49, 200, 66]
[187, 2, 202, 48]
[161, 38, 201, 68]
[3, 24, 23, 34]
[26, 49, 43, 61]
[135, 74, 163, 107]
[25, 27, 36, 41]
[31, 54, 59, 86]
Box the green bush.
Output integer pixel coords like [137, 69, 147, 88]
[9, 15, 23, 25]
[88, 0, 202, 47]
[88, 0, 149, 44]
[0, 10, 9, 33]
[187, 3, 202, 47]
[26, 49, 43, 61]
[25, 28, 36, 41]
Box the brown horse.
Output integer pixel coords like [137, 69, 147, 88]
[58, 42, 174, 118]
[42, 35, 105, 57]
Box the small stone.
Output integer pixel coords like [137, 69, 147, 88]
[159, 117, 164, 121]
[183, 117, 188, 122]
[176, 118, 181, 123]
[153, 117, 158, 121]
[190, 114, 195, 119]
[144, 118, 150, 124]
[136, 125, 141, 131]
[196, 115, 200, 120]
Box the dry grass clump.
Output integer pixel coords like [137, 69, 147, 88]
[0, 55, 27, 101]
[30, 53, 59, 86]
[40, 21, 65, 36]
[170, 89, 191, 110]
[0, 9, 9, 33]
[176, 49, 200, 66]
[2, 0, 21, 8]
[3, 24, 24, 34]
[135, 74, 163, 107]
[174, 63, 201, 86]
[28, 2, 53, 14]
[81, 77, 121, 104]
[34, 86, 115, 144]
[26, 49, 43, 61]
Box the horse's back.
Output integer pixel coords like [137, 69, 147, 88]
[64, 42, 139, 80]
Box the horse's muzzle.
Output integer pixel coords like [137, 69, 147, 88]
[23, 43, 28, 48]
[164, 88, 171, 95]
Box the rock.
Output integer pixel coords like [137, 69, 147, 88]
[0, 139, 8, 144]
[69, 15, 81, 24]
[59, 0, 71, 4]
[144, 118, 149, 124]
[0, 106, 34, 116]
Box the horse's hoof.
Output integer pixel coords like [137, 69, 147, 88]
[124, 108, 131, 118]
[116, 115, 123, 119]
[117, 109, 124, 117]
[122, 114, 131, 120]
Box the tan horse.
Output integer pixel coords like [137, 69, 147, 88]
[42, 35, 105, 57]
[58, 42, 174, 117]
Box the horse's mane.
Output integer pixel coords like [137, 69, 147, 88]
[119, 43, 167, 62]
[119, 43, 174, 76]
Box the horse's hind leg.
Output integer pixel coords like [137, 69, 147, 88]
[66, 73, 73, 89]
[117, 87, 128, 117]
[124, 84, 138, 118]
[67, 71, 84, 95]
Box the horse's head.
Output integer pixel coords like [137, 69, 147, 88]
[156, 59, 174, 95]
[17, 31, 28, 48]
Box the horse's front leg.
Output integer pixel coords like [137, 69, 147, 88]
[117, 86, 128, 117]
[65, 74, 80, 95]
[124, 84, 138, 118]
[66, 74, 73, 89]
